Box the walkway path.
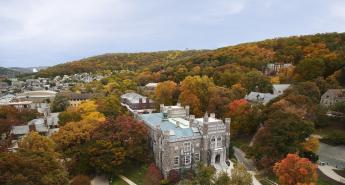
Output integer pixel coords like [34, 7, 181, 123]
[91, 176, 109, 185]
[118, 175, 137, 185]
[318, 165, 345, 184]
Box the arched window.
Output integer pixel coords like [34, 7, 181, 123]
[210, 136, 216, 148]
[217, 136, 222, 147]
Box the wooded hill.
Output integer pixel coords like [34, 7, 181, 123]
[37, 32, 345, 86]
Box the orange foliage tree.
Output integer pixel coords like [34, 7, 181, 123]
[273, 154, 318, 185]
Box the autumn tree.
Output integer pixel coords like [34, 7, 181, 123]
[295, 58, 325, 81]
[144, 163, 163, 185]
[252, 111, 314, 169]
[179, 76, 216, 116]
[273, 154, 317, 185]
[240, 71, 272, 93]
[95, 94, 122, 118]
[19, 131, 56, 154]
[52, 120, 102, 153]
[227, 99, 263, 136]
[168, 169, 180, 184]
[214, 172, 230, 185]
[155, 80, 179, 105]
[79, 116, 149, 175]
[194, 163, 216, 185]
[301, 137, 320, 153]
[0, 150, 69, 185]
[229, 164, 252, 185]
[70, 175, 91, 185]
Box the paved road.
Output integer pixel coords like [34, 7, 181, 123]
[317, 143, 345, 169]
[118, 175, 137, 185]
[234, 146, 256, 171]
[91, 176, 109, 185]
[318, 165, 345, 184]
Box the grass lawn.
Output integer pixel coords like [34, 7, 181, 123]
[315, 119, 345, 137]
[111, 162, 148, 185]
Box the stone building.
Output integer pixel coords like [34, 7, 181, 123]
[139, 104, 230, 177]
[320, 89, 345, 107]
[121, 92, 155, 113]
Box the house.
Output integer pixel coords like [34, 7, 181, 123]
[264, 63, 293, 75]
[245, 92, 278, 105]
[320, 89, 345, 107]
[16, 90, 57, 108]
[272, 84, 290, 95]
[138, 103, 231, 177]
[121, 92, 155, 113]
[64, 92, 93, 107]
[144, 82, 158, 91]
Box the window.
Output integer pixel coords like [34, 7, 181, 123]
[184, 155, 191, 165]
[217, 136, 222, 148]
[210, 136, 216, 148]
[184, 142, 191, 152]
[194, 153, 200, 161]
[173, 156, 179, 166]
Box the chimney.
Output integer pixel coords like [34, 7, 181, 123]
[210, 113, 215, 118]
[189, 115, 195, 127]
[176, 121, 180, 128]
[225, 118, 231, 132]
[177, 103, 181, 107]
[139, 98, 142, 104]
[29, 124, 36, 132]
[146, 98, 149, 104]
[185, 105, 190, 116]
[160, 104, 165, 112]
[203, 112, 209, 122]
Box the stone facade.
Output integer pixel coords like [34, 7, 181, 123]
[139, 104, 230, 177]
[320, 89, 345, 107]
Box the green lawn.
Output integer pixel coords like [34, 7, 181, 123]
[111, 162, 148, 185]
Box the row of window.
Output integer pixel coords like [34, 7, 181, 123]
[173, 153, 200, 166]
[210, 136, 222, 148]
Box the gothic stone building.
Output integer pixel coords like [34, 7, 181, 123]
[139, 104, 230, 177]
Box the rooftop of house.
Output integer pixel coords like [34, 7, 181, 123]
[16, 90, 57, 98]
[273, 84, 290, 92]
[145, 82, 158, 88]
[321, 89, 345, 99]
[121, 92, 154, 104]
[63, 92, 93, 100]
[140, 112, 198, 139]
[245, 92, 278, 105]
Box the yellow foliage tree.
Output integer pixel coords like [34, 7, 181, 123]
[302, 137, 320, 153]
[155, 81, 178, 105]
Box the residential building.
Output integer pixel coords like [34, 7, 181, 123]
[138, 104, 230, 177]
[63, 92, 93, 107]
[320, 89, 345, 107]
[121, 92, 155, 113]
[245, 92, 278, 105]
[272, 84, 290, 95]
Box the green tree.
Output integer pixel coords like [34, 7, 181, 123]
[295, 58, 325, 81]
[51, 93, 69, 112]
[252, 111, 314, 169]
[0, 150, 68, 185]
[240, 71, 272, 93]
[229, 164, 252, 185]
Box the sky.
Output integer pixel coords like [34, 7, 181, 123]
[1, 0, 345, 67]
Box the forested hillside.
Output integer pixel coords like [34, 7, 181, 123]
[38, 33, 345, 87]
[37, 50, 205, 77]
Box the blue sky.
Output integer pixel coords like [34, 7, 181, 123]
[1, 0, 345, 67]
